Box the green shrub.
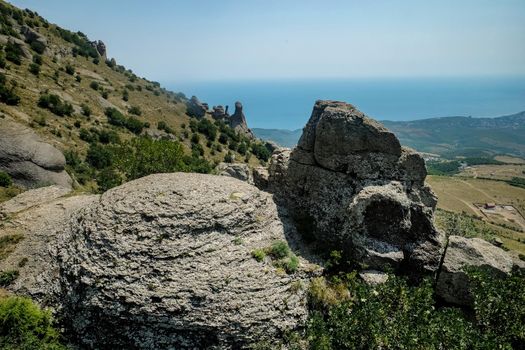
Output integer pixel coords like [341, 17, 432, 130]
[283, 254, 299, 273]
[86, 143, 113, 169]
[105, 107, 144, 134]
[251, 249, 266, 262]
[128, 106, 142, 116]
[251, 142, 272, 162]
[101, 90, 108, 99]
[80, 103, 91, 117]
[191, 133, 200, 144]
[37, 94, 73, 116]
[4, 41, 22, 65]
[29, 40, 45, 54]
[224, 151, 234, 163]
[96, 168, 122, 193]
[32, 54, 42, 65]
[28, 63, 40, 76]
[89, 81, 99, 90]
[65, 64, 74, 75]
[0, 73, 20, 105]
[0, 296, 66, 349]
[98, 129, 120, 144]
[197, 118, 218, 140]
[122, 89, 129, 101]
[75, 75, 82, 83]
[0, 171, 12, 187]
[0, 270, 18, 287]
[268, 241, 290, 259]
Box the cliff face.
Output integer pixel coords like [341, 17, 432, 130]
[267, 101, 445, 280]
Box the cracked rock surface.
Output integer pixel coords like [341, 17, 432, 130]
[57, 172, 316, 349]
[268, 100, 446, 280]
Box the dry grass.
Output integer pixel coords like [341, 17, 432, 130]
[458, 164, 525, 181]
[428, 175, 525, 253]
[494, 155, 525, 164]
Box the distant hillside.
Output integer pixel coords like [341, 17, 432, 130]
[0, 0, 271, 192]
[252, 128, 302, 148]
[382, 111, 525, 158]
[255, 111, 525, 158]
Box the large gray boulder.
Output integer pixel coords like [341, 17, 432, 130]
[0, 118, 72, 188]
[186, 95, 207, 118]
[57, 173, 313, 349]
[436, 235, 514, 306]
[268, 100, 445, 280]
[216, 162, 253, 184]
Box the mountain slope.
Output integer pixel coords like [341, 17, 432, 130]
[0, 0, 271, 192]
[255, 111, 525, 158]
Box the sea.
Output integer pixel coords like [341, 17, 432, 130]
[166, 77, 525, 130]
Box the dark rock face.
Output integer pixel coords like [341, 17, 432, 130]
[57, 173, 312, 349]
[186, 96, 208, 118]
[212, 105, 228, 120]
[268, 100, 445, 279]
[0, 117, 72, 188]
[230, 101, 253, 137]
[90, 40, 106, 58]
[20, 25, 47, 48]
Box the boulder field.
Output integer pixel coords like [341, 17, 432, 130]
[1, 100, 521, 349]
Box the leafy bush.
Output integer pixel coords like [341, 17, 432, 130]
[96, 168, 122, 193]
[89, 81, 99, 90]
[65, 64, 75, 75]
[0, 270, 18, 287]
[0, 73, 20, 105]
[32, 54, 42, 65]
[224, 151, 234, 163]
[268, 241, 290, 259]
[86, 143, 113, 169]
[98, 129, 120, 144]
[37, 94, 73, 116]
[191, 133, 200, 144]
[251, 249, 266, 262]
[0, 296, 66, 349]
[4, 41, 22, 65]
[0, 171, 12, 187]
[28, 63, 40, 76]
[128, 106, 142, 116]
[80, 103, 91, 117]
[105, 107, 144, 134]
[197, 118, 218, 141]
[29, 40, 45, 54]
[251, 142, 272, 162]
[122, 89, 129, 101]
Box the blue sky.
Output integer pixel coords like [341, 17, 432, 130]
[8, 0, 525, 84]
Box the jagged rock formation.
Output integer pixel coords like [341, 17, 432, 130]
[230, 101, 254, 137]
[20, 25, 47, 48]
[90, 40, 106, 58]
[57, 173, 313, 349]
[435, 236, 515, 306]
[212, 105, 228, 120]
[267, 100, 445, 279]
[186, 95, 208, 118]
[0, 117, 72, 188]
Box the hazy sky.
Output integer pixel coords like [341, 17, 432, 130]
[8, 0, 525, 83]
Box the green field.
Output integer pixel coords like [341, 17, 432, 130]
[428, 175, 525, 254]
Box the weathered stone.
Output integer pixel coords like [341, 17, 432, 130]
[0, 185, 70, 215]
[57, 173, 313, 349]
[436, 236, 514, 306]
[253, 166, 269, 190]
[20, 25, 47, 47]
[216, 162, 253, 184]
[212, 105, 228, 120]
[0, 117, 72, 188]
[229, 101, 254, 138]
[268, 101, 445, 280]
[90, 40, 106, 58]
[359, 270, 389, 285]
[186, 95, 207, 118]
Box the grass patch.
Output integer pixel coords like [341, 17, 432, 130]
[0, 234, 24, 261]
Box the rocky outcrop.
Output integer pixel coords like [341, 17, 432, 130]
[90, 40, 106, 58]
[186, 95, 207, 118]
[20, 25, 47, 48]
[230, 101, 254, 137]
[212, 105, 228, 120]
[0, 118, 72, 188]
[57, 173, 313, 349]
[436, 236, 514, 306]
[268, 100, 445, 280]
[216, 162, 254, 184]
